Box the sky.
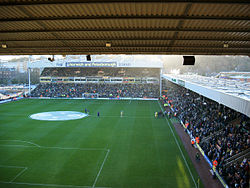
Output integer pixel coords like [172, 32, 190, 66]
[0, 54, 165, 64]
[0, 55, 52, 60]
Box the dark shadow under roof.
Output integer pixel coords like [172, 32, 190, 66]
[0, 0, 249, 55]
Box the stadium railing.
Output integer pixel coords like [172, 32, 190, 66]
[32, 97, 158, 101]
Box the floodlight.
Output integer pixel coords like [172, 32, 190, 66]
[223, 42, 229, 48]
[106, 42, 111, 47]
[1, 43, 7, 48]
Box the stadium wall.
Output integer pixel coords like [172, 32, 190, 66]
[31, 97, 158, 101]
[0, 97, 24, 104]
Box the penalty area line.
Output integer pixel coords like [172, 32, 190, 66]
[10, 167, 28, 183]
[157, 101, 197, 188]
[92, 149, 110, 188]
[0, 139, 41, 147]
[0, 181, 107, 188]
[0, 165, 26, 169]
[0, 143, 108, 152]
[0, 165, 28, 183]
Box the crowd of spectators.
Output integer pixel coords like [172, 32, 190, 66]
[34, 67, 160, 99]
[222, 158, 249, 188]
[41, 67, 160, 78]
[31, 83, 159, 98]
[161, 80, 249, 188]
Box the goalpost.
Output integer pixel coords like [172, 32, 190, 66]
[82, 93, 99, 98]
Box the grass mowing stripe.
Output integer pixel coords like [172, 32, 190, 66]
[1, 99, 197, 187]
[157, 100, 197, 188]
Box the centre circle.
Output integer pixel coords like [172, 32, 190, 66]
[29, 111, 88, 121]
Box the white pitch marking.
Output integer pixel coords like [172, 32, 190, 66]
[0, 181, 112, 188]
[0, 144, 37, 148]
[92, 115, 128, 118]
[0, 181, 91, 188]
[92, 149, 110, 188]
[91, 115, 152, 119]
[0, 140, 41, 147]
[10, 167, 28, 182]
[157, 101, 197, 188]
[0, 141, 111, 187]
[0, 165, 25, 169]
[129, 100, 131, 104]
[0, 144, 108, 151]
[29, 111, 88, 121]
[41, 146, 108, 152]
[0, 165, 28, 183]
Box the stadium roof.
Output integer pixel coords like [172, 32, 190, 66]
[0, 0, 249, 55]
[163, 74, 250, 117]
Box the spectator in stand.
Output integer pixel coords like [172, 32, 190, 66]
[34, 67, 160, 99]
[161, 80, 249, 188]
[31, 83, 159, 99]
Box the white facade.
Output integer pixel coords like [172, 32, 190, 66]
[28, 55, 163, 68]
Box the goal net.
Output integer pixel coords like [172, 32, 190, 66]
[82, 93, 99, 98]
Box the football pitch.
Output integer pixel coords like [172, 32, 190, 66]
[0, 99, 202, 188]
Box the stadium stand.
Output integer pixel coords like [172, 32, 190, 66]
[162, 74, 250, 117]
[31, 83, 159, 98]
[41, 67, 160, 77]
[161, 80, 249, 188]
[31, 67, 160, 99]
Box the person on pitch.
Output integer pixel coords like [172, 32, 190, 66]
[155, 112, 158, 118]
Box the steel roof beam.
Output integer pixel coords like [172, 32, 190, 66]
[0, 15, 249, 22]
[1, 50, 249, 56]
[2, 38, 249, 42]
[3, 45, 250, 49]
[0, 0, 249, 6]
[0, 28, 249, 33]
[169, 3, 192, 48]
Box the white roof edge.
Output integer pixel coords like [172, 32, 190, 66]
[162, 74, 250, 117]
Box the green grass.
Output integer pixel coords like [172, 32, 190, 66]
[0, 99, 202, 188]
